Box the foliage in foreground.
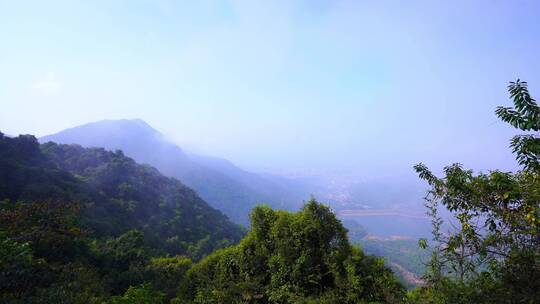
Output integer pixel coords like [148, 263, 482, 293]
[0, 198, 405, 303]
[174, 200, 405, 303]
[411, 80, 540, 303]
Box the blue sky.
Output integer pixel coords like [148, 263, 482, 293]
[1, 0, 539, 174]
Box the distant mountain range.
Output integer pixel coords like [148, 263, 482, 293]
[40, 119, 309, 224]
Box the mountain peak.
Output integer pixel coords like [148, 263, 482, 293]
[87, 118, 159, 135]
[39, 118, 168, 152]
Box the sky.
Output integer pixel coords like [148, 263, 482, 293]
[1, 0, 539, 175]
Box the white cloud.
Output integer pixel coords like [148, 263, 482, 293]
[29, 72, 62, 94]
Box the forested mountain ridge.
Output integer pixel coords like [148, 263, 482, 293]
[0, 131, 406, 303]
[40, 119, 308, 224]
[0, 132, 244, 258]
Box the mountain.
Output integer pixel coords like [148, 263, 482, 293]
[40, 119, 308, 224]
[0, 132, 244, 259]
[0, 132, 406, 302]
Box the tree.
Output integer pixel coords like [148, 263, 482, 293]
[175, 199, 405, 304]
[107, 284, 164, 304]
[0, 234, 37, 301]
[496, 80, 540, 171]
[412, 80, 540, 303]
[96, 230, 150, 294]
[145, 256, 192, 301]
[0, 200, 86, 262]
[0, 201, 106, 303]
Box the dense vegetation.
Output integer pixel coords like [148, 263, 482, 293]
[410, 80, 540, 303]
[0, 134, 244, 302]
[175, 201, 405, 303]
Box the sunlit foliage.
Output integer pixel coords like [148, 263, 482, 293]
[411, 80, 540, 303]
[175, 199, 405, 303]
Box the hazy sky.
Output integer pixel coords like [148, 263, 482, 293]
[1, 0, 539, 174]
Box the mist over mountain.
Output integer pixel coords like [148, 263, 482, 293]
[40, 119, 310, 224]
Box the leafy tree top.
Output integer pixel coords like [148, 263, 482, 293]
[495, 79, 540, 171]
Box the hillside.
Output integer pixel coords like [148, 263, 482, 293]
[0, 132, 244, 259]
[40, 119, 308, 224]
[0, 132, 406, 302]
